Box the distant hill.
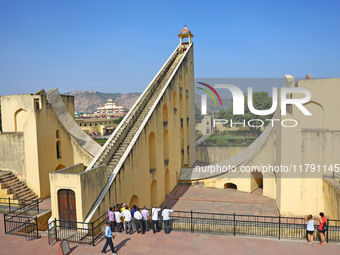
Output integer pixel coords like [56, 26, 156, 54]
[63, 91, 142, 113]
[62, 91, 232, 114]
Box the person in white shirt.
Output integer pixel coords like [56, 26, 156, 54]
[114, 208, 123, 233]
[141, 206, 150, 232]
[151, 205, 161, 234]
[134, 208, 144, 234]
[161, 206, 174, 234]
[121, 206, 132, 234]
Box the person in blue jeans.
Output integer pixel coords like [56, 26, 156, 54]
[151, 205, 161, 234]
[101, 222, 117, 254]
[162, 206, 174, 234]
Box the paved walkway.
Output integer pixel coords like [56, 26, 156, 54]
[163, 185, 279, 216]
[0, 221, 339, 255]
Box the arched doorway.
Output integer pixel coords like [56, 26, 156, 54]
[224, 183, 237, 189]
[129, 195, 139, 208]
[150, 180, 157, 207]
[58, 189, 76, 228]
[14, 108, 28, 132]
[55, 164, 66, 171]
[165, 169, 170, 196]
[149, 132, 156, 170]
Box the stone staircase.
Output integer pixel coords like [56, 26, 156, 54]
[93, 48, 185, 175]
[0, 171, 39, 201]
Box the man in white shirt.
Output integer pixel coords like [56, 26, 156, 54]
[161, 206, 174, 234]
[114, 208, 123, 233]
[134, 208, 144, 234]
[121, 206, 132, 234]
[141, 206, 150, 232]
[151, 205, 161, 234]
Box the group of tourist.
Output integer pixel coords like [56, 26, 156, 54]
[304, 212, 329, 245]
[101, 203, 173, 254]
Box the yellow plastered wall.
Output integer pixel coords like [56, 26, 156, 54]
[80, 46, 196, 222]
[0, 93, 94, 199]
[49, 163, 107, 222]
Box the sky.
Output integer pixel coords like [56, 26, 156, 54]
[0, 0, 339, 95]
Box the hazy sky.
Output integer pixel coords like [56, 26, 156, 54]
[1, 0, 339, 95]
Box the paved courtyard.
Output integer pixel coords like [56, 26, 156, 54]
[163, 184, 279, 216]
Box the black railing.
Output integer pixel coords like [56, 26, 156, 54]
[333, 171, 340, 179]
[3, 198, 40, 240]
[0, 198, 39, 215]
[168, 210, 340, 243]
[48, 212, 109, 246]
[48, 209, 340, 246]
[3, 214, 39, 240]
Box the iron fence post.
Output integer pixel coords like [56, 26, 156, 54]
[55, 218, 57, 241]
[36, 217, 39, 239]
[326, 219, 329, 243]
[8, 197, 11, 212]
[278, 215, 281, 240]
[190, 210, 193, 233]
[37, 199, 39, 214]
[233, 213, 236, 236]
[3, 213, 6, 234]
[92, 222, 95, 246]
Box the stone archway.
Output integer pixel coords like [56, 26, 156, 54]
[129, 195, 139, 208]
[224, 183, 237, 189]
[150, 180, 157, 207]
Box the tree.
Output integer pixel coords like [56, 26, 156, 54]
[114, 116, 124, 124]
[218, 91, 274, 136]
[195, 105, 204, 123]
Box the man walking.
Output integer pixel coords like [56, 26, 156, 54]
[134, 208, 144, 234]
[161, 206, 173, 234]
[141, 206, 150, 232]
[151, 205, 161, 234]
[121, 205, 133, 234]
[101, 221, 116, 254]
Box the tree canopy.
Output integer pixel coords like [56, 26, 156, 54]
[217, 91, 274, 135]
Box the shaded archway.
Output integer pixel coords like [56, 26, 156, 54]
[56, 130, 61, 139]
[185, 68, 189, 89]
[14, 108, 28, 132]
[129, 195, 139, 208]
[55, 164, 66, 171]
[173, 91, 177, 109]
[150, 180, 157, 206]
[179, 74, 182, 88]
[163, 129, 169, 160]
[165, 169, 170, 196]
[56, 141, 62, 159]
[149, 132, 156, 170]
[163, 104, 168, 122]
[180, 94, 183, 118]
[224, 183, 237, 189]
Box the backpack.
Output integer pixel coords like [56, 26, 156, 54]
[322, 221, 328, 231]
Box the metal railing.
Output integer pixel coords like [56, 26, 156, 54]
[168, 210, 340, 243]
[3, 198, 40, 240]
[48, 212, 109, 246]
[48, 208, 340, 246]
[333, 171, 340, 179]
[0, 197, 39, 214]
